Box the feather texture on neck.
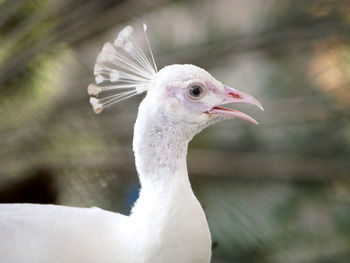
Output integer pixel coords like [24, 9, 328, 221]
[128, 94, 212, 263]
[132, 94, 195, 185]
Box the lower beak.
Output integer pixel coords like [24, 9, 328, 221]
[207, 85, 263, 125]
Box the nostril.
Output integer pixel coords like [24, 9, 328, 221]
[228, 92, 241, 99]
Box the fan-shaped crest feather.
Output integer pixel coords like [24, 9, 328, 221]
[88, 24, 157, 114]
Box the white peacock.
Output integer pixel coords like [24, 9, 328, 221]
[0, 24, 263, 263]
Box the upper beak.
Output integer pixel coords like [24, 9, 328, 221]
[207, 85, 263, 125]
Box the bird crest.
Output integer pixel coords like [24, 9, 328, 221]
[88, 24, 157, 113]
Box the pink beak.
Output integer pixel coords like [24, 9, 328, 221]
[208, 86, 263, 125]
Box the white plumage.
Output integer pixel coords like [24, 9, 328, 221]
[0, 25, 262, 263]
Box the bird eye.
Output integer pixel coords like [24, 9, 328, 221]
[188, 85, 204, 100]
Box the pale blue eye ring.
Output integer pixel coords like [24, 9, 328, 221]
[188, 84, 204, 100]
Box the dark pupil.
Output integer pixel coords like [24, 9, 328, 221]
[189, 85, 202, 97]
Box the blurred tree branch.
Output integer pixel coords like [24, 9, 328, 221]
[0, 0, 167, 87]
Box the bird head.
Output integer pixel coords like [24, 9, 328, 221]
[88, 25, 262, 132]
[148, 64, 263, 127]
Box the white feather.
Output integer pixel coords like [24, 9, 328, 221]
[89, 97, 103, 114]
[119, 25, 133, 39]
[114, 36, 123, 47]
[123, 41, 133, 52]
[87, 84, 101, 96]
[95, 75, 104, 84]
[109, 70, 120, 82]
[96, 52, 110, 64]
[88, 24, 157, 114]
[102, 42, 115, 54]
[94, 64, 104, 75]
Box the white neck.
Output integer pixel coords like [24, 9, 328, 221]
[133, 112, 189, 185]
[131, 98, 194, 212]
[127, 97, 211, 262]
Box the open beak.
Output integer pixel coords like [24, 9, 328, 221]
[207, 85, 263, 125]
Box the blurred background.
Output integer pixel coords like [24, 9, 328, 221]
[0, 0, 350, 262]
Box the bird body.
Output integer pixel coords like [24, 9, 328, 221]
[0, 25, 262, 263]
[0, 204, 126, 263]
[0, 77, 212, 262]
[0, 182, 210, 263]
